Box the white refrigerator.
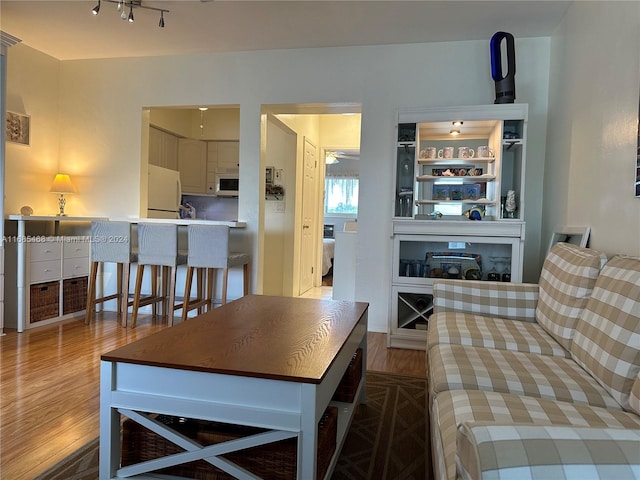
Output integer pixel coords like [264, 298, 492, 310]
[147, 165, 181, 218]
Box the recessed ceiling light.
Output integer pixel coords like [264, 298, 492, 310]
[452, 121, 464, 127]
[450, 129, 461, 136]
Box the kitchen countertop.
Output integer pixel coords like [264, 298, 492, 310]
[6, 215, 246, 228]
[111, 217, 247, 228]
[6, 215, 109, 221]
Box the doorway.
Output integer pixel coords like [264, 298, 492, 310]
[260, 104, 361, 299]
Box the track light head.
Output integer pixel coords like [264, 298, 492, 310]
[128, 5, 134, 22]
[92, 0, 100, 15]
[159, 11, 165, 27]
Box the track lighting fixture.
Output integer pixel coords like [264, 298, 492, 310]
[91, 0, 169, 28]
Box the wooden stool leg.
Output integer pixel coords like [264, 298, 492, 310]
[168, 266, 177, 326]
[206, 268, 214, 311]
[182, 266, 194, 323]
[197, 268, 205, 315]
[121, 263, 131, 327]
[130, 264, 145, 328]
[116, 263, 123, 316]
[151, 265, 158, 317]
[243, 262, 250, 296]
[84, 262, 99, 325]
[221, 267, 229, 304]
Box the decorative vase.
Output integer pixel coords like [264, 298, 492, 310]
[505, 190, 516, 218]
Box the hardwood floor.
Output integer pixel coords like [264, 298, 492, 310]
[0, 303, 425, 480]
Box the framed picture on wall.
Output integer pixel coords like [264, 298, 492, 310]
[6, 111, 30, 146]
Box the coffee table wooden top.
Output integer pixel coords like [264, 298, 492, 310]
[102, 295, 369, 384]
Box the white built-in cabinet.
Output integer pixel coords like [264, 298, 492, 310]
[149, 126, 179, 170]
[179, 139, 239, 195]
[178, 138, 208, 194]
[215, 141, 240, 173]
[390, 104, 528, 350]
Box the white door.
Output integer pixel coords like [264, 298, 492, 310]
[299, 138, 317, 295]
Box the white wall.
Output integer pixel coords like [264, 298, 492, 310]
[5, 45, 61, 216]
[7, 38, 552, 332]
[544, 1, 640, 257]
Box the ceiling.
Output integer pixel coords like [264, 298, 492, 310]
[1, 1, 572, 61]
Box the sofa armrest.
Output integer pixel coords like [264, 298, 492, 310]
[456, 422, 640, 480]
[432, 279, 539, 322]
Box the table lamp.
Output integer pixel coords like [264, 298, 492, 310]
[49, 173, 76, 216]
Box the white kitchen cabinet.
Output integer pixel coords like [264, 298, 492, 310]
[215, 141, 240, 173]
[149, 126, 179, 171]
[205, 141, 218, 194]
[389, 104, 528, 350]
[178, 138, 208, 194]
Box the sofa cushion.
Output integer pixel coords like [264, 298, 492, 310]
[433, 279, 539, 320]
[427, 312, 569, 357]
[571, 255, 640, 411]
[431, 390, 640, 480]
[429, 344, 620, 409]
[630, 371, 640, 416]
[456, 423, 640, 480]
[536, 243, 607, 350]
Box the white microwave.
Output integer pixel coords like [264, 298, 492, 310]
[215, 174, 239, 197]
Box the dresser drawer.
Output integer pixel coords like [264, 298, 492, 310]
[30, 260, 61, 283]
[63, 257, 89, 278]
[63, 239, 90, 259]
[29, 241, 62, 263]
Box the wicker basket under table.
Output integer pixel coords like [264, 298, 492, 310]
[122, 406, 338, 480]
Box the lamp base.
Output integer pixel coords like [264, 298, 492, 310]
[57, 194, 67, 216]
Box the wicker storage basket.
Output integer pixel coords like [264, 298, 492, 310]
[122, 406, 338, 480]
[30, 281, 59, 323]
[63, 276, 88, 314]
[332, 348, 363, 403]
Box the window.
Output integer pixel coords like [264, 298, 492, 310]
[325, 176, 359, 215]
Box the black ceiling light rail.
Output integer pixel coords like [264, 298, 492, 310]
[91, 0, 169, 27]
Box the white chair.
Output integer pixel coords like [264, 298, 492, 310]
[85, 221, 137, 327]
[130, 223, 186, 328]
[181, 224, 250, 322]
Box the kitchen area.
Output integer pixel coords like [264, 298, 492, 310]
[2, 106, 247, 332]
[146, 105, 241, 222]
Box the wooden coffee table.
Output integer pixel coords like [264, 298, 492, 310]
[99, 294, 369, 479]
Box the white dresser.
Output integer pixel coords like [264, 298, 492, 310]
[4, 216, 104, 331]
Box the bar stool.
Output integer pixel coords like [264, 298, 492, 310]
[130, 223, 186, 328]
[181, 224, 250, 322]
[85, 221, 137, 327]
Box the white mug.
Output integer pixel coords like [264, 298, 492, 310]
[477, 146, 495, 158]
[457, 147, 475, 158]
[437, 146, 454, 159]
[423, 146, 436, 159]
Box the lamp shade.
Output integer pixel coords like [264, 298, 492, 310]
[49, 174, 77, 194]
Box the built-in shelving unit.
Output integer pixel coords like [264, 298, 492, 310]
[390, 104, 528, 350]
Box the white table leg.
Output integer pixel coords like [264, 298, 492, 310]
[99, 361, 121, 480]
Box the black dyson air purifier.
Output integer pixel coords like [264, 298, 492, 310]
[490, 31, 516, 104]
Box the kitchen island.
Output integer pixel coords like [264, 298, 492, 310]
[4, 215, 248, 332]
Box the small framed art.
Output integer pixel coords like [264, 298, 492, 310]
[6, 111, 30, 145]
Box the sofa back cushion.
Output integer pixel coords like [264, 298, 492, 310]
[535, 243, 607, 350]
[571, 255, 640, 411]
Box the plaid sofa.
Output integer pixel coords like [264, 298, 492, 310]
[426, 243, 640, 480]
